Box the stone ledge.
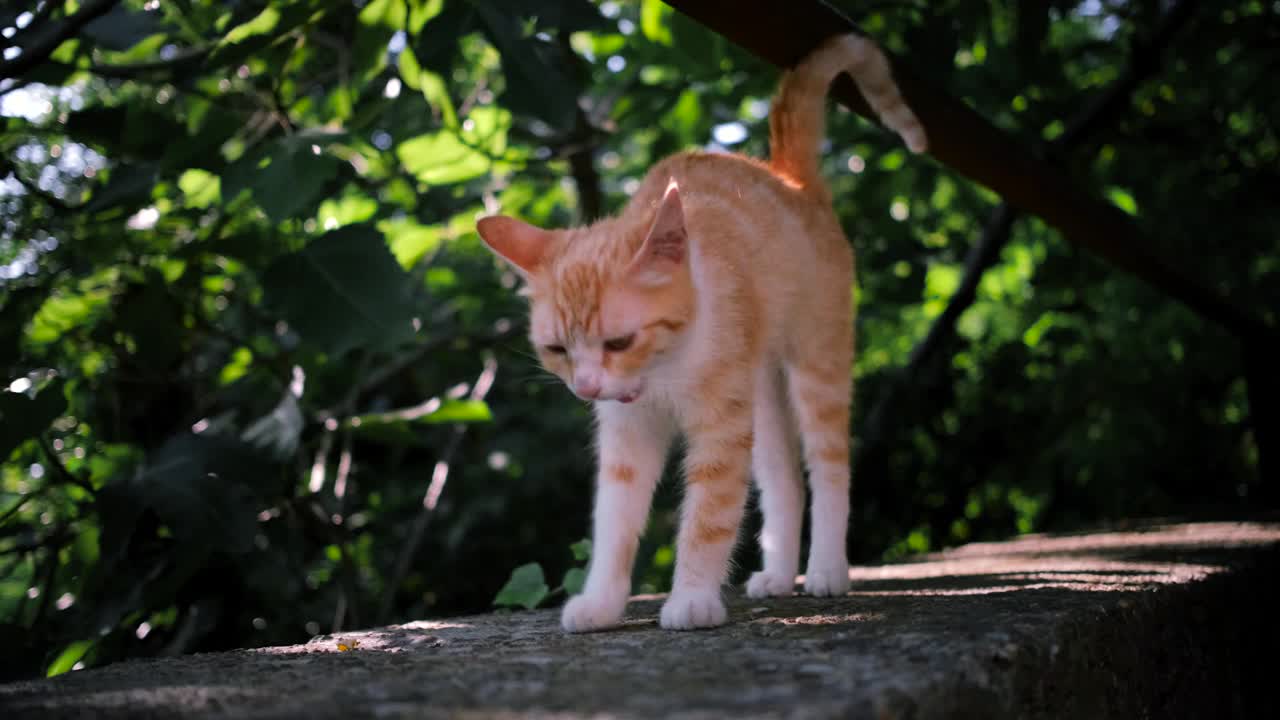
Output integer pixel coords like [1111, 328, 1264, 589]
[2, 521, 1278, 719]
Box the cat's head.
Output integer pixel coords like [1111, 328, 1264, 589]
[478, 181, 693, 404]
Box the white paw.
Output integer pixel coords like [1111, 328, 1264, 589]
[561, 591, 626, 633]
[803, 561, 850, 597]
[745, 570, 797, 598]
[660, 588, 727, 630]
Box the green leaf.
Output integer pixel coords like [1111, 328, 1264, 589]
[409, 1, 474, 75]
[219, 347, 254, 386]
[178, 169, 221, 208]
[380, 218, 442, 269]
[472, 2, 579, 131]
[396, 104, 509, 185]
[222, 6, 281, 45]
[570, 538, 592, 562]
[398, 48, 458, 128]
[0, 286, 46, 374]
[493, 563, 549, 610]
[1106, 187, 1140, 216]
[318, 193, 378, 229]
[46, 640, 94, 677]
[460, 106, 510, 154]
[223, 132, 344, 223]
[421, 399, 491, 424]
[349, 398, 493, 431]
[261, 224, 417, 357]
[96, 434, 264, 562]
[114, 279, 184, 374]
[83, 6, 165, 51]
[560, 567, 586, 596]
[358, 0, 441, 32]
[64, 106, 185, 163]
[661, 89, 701, 145]
[26, 285, 114, 346]
[640, 0, 672, 44]
[205, 4, 319, 72]
[397, 130, 489, 185]
[0, 379, 67, 460]
[83, 165, 158, 214]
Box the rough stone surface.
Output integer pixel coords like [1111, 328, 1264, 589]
[2, 520, 1278, 719]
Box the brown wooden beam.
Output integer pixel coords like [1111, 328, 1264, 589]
[662, 0, 1274, 343]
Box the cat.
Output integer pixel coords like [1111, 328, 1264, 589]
[477, 33, 927, 631]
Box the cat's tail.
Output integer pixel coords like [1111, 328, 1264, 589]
[769, 33, 927, 190]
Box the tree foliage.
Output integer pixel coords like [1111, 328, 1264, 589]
[1, 0, 1276, 680]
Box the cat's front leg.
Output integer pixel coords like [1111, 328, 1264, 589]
[661, 394, 753, 630]
[562, 402, 672, 633]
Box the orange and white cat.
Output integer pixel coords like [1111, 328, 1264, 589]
[477, 33, 926, 631]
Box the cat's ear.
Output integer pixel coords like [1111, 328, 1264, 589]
[476, 215, 552, 276]
[627, 180, 687, 287]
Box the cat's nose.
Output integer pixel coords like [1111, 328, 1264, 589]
[573, 375, 601, 399]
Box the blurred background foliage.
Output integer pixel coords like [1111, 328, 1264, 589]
[0, 0, 1276, 681]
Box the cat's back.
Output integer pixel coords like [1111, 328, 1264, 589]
[625, 150, 852, 350]
[627, 151, 844, 260]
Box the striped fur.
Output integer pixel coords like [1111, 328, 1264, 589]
[477, 33, 925, 632]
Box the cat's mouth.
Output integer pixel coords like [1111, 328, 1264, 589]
[615, 382, 645, 404]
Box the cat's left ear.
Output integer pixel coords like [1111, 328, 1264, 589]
[476, 215, 552, 276]
[627, 180, 687, 287]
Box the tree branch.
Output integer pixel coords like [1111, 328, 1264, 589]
[856, 0, 1202, 470]
[38, 435, 95, 496]
[87, 46, 211, 79]
[556, 31, 604, 222]
[0, 0, 122, 80]
[377, 353, 499, 624]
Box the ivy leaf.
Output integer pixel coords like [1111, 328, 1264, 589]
[560, 567, 586, 596]
[261, 225, 418, 357]
[493, 563, 549, 610]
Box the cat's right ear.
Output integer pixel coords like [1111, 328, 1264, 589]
[627, 180, 687, 287]
[476, 216, 552, 276]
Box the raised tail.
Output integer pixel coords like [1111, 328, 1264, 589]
[769, 33, 928, 190]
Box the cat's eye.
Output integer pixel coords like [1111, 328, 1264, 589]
[603, 334, 636, 352]
[544, 344, 567, 355]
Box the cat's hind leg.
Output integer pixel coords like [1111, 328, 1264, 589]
[745, 362, 804, 598]
[786, 342, 853, 597]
